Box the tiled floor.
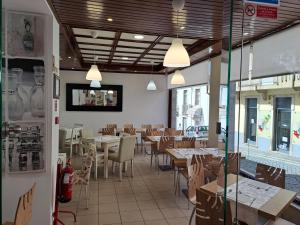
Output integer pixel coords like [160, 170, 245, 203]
[59, 150, 194, 225]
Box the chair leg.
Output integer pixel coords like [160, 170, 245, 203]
[85, 185, 89, 209]
[76, 184, 83, 215]
[112, 161, 116, 174]
[150, 150, 153, 167]
[189, 206, 196, 225]
[119, 162, 123, 181]
[131, 159, 134, 177]
[94, 158, 97, 180]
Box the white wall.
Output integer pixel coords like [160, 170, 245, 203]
[60, 71, 168, 133]
[2, 1, 59, 225]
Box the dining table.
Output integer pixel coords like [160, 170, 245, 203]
[200, 174, 297, 225]
[94, 135, 120, 179]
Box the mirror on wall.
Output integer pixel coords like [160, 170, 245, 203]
[66, 83, 123, 112]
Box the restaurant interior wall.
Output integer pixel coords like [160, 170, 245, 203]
[59, 70, 168, 133]
[2, 0, 60, 224]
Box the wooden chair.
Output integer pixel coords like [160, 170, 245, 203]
[141, 128, 156, 154]
[196, 189, 232, 225]
[106, 124, 117, 129]
[149, 130, 164, 136]
[152, 136, 174, 171]
[152, 124, 164, 129]
[65, 127, 82, 158]
[3, 184, 36, 225]
[102, 128, 115, 136]
[198, 139, 208, 147]
[108, 136, 137, 181]
[186, 160, 205, 225]
[141, 124, 152, 129]
[175, 130, 184, 136]
[124, 128, 136, 135]
[124, 123, 134, 129]
[256, 163, 285, 189]
[174, 140, 195, 148]
[164, 128, 176, 136]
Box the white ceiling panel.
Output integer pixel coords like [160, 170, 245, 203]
[121, 33, 157, 42]
[113, 56, 136, 61]
[114, 52, 141, 57]
[118, 41, 150, 48]
[116, 47, 144, 53]
[160, 37, 197, 45]
[144, 54, 165, 59]
[76, 37, 113, 45]
[83, 58, 108, 63]
[78, 44, 111, 51]
[148, 49, 166, 55]
[82, 54, 109, 59]
[112, 60, 134, 64]
[153, 44, 170, 50]
[73, 28, 115, 38]
[81, 50, 110, 55]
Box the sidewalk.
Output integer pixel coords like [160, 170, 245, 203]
[239, 144, 300, 175]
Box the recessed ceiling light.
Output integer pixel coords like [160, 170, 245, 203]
[68, 56, 72, 59]
[134, 35, 144, 40]
[180, 26, 185, 30]
[243, 32, 249, 36]
[122, 57, 129, 60]
[107, 17, 113, 22]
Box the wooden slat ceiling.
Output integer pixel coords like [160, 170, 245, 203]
[49, 0, 300, 73]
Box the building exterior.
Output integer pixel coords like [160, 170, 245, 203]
[235, 74, 300, 157]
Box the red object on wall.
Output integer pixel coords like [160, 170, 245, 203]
[55, 116, 59, 124]
[257, 5, 277, 19]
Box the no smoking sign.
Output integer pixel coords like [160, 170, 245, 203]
[245, 4, 256, 16]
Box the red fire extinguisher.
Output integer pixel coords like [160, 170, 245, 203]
[59, 160, 74, 203]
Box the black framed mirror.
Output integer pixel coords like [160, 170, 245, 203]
[66, 83, 123, 112]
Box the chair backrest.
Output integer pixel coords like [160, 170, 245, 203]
[175, 130, 184, 136]
[59, 129, 67, 150]
[71, 127, 82, 141]
[196, 189, 232, 225]
[187, 159, 205, 203]
[158, 136, 174, 152]
[152, 124, 164, 129]
[164, 128, 176, 136]
[124, 128, 136, 135]
[124, 123, 134, 129]
[73, 123, 84, 128]
[174, 140, 195, 148]
[198, 140, 208, 147]
[256, 163, 285, 189]
[182, 137, 196, 142]
[149, 130, 164, 136]
[106, 124, 117, 129]
[80, 128, 93, 138]
[81, 138, 96, 157]
[14, 183, 36, 225]
[73, 153, 94, 186]
[118, 136, 137, 162]
[102, 128, 115, 136]
[141, 124, 152, 129]
[227, 152, 240, 175]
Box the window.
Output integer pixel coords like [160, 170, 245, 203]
[246, 98, 257, 143]
[195, 89, 200, 105]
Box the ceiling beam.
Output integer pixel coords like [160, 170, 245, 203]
[64, 25, 85, 67]
[108, 32, 121, 64]
[133, 36, 164, 66]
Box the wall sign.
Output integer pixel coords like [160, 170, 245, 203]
[245, 3, 278, 19]
[244, 0, 280, 6]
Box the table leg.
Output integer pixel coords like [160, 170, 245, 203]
[103, 143, 109, 179]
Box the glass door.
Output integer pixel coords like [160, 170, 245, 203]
[274, 97, 292, 153]
[246, 98, 257, 144]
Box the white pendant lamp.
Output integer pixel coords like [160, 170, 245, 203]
[90, 80, 101, 88]
[147, 80, 157, 91]
[163, 38, 190, 67]
[163, 0, 190, 68]
[171, 70, 185, 85]
[86, 31, 102, 81]
[86, 64, 102, 81]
